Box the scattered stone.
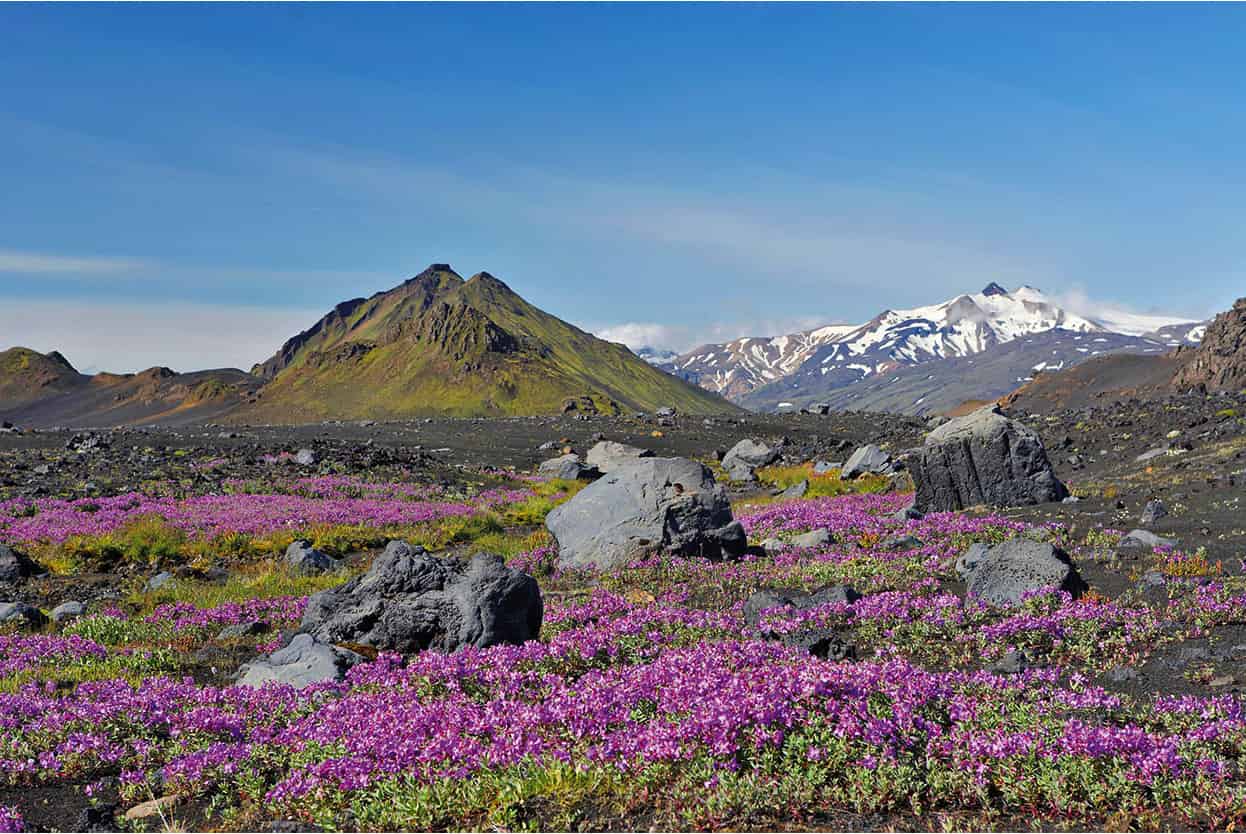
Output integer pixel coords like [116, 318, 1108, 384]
[537, 440, 558, 451]
[302, 542, 543, 653]
[546, 457, 746, 569]
[1136, 448, 1168, 463]
[744, 585, 860, 659]
[779, 479, 809, 499]
[75, 803, 120, 833]
[1118, 529, 1178, 551]
[123, 795, 181, 823]
[1140, 499, 1168, 526]
[1107, 666, 1140, 683]
[842, 444, 891, 479]
[284, 540, 341, 575]
[50, 600, 86, 623]
[217, 620, 270, 640]
[32, 464, 50, 475]
[759, 537, 786, 553]
[237, 633, 365, 689]
[957, 539, 1086, 607]
[537, 453, 599, 481]
[655, 407, 677, 418]
[145, 572, 175, 592]
[911, 405, 1067, 512]
[890, 503, 925, 521]
[791, 528, 830, 549]
[721, 438, 781, 482]
[881, 534, 922, 551]
[0, 543, 45, 583]
[584, 440, 653, 473]
[1209, 675, 1236, 688]
[0, 601, 47, 629]
[989, 649, 1030, 675]
[812, 460, 835, 475]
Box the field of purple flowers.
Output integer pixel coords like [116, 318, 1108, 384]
[2, 478, 1246, 831]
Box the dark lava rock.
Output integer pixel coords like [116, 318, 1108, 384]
[956, 539, 1086, 607]
[0, 543, 45, 583]
[743, 586, 860, 660]
[911, 405, 1068, 512]
[217, 620, 270, 640]
[0, 601, 48, 629]
[76, 803, 120, 833]
[1140, 499, 1169, 526]
[301, 541, 543, 653]
[546, 457, 747, 569]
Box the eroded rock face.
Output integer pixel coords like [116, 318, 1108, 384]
[958, 539, 1086, 607]
[545, 457, 747, 569]
[911, 406, 1068, 512]
[1172, 298, 1246, 392]
[301, 541, 543, 653]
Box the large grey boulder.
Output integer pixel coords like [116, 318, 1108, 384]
[537, 454, 599, 481]
[545, 457, 747, 569]
[301, 541, 543, 653]
[236, 634, 365, 689]
[911, 406, 1068, 512]
[0, 544, 44, 583]
[957, 539, 1086, 607]
[585, 441, 653, 473]
[284, 540, 341, 575]
[842, 445, 891, 480]
[721, 439, 781, 482]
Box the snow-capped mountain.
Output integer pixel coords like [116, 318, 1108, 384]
[667, 324, 859, 400]
[667, 282, 1203, 412]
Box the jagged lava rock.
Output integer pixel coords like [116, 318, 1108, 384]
[958, 539, 1086, 607]
[301, 541, 543, 653]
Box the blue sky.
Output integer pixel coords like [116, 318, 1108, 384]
[2, 3, 1245, 372]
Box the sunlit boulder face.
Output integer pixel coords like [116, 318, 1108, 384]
[911, 405, 1067, 512]
[545, 457, 747, 570]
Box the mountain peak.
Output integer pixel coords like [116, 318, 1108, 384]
[981, 282, 1009, 297]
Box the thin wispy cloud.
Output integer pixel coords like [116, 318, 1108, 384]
[0, 249, 152, 274]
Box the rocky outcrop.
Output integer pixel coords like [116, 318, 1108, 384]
[1172, 298, 1246, 392]
[301, 542, 543, 653]
[910, 406, 1067, 512]
[545, 457, 747, 569]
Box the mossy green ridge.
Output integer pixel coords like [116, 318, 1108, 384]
[242, 265, 738, 420]
[0, 346, 86, 408]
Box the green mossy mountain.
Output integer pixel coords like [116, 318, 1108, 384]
[241, 265, 738, 420]
[0, 347, 87, 408]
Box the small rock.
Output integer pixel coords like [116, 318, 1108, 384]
[217, 620, 270, 640]
[123, 795, 180, 822]
[812, 460, 835, 475]
[284, 540, 341, 575]
[294, 449, 317, 466]
[759, 537, 786, 553]
[989, 649, 1030, 675]
[1118, 529, 1177, 551]
[1140, 499, 1168, 526]
[1209, 674, 1236, 688]
[145, 572, 175, 592]
[881, 534, 922, 551]
[791, 528, 830, 549]
[0, 601, 47, 629]
[236, 633, 365, 689]
[842, 444, 891, 480]
[1136, 448, 1167, 463]
[1107, 666, 1139, 683]
[50, 600, 86, 623]
[779, 479, 809, 499]
[0, 544, 45, 583]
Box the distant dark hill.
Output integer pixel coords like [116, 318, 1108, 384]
[0, 360, 263, 428]
[239, 264, 738, 421]
[0, 347, 88, 408]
